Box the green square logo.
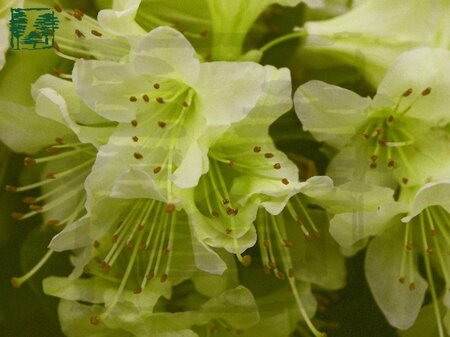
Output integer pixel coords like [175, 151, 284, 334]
[9, 8, 59, 50]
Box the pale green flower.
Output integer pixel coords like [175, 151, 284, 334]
[300, 0, 450, 86]
[0, 74, 115, 287]
[329, 181, 450, 335]
[294, 48, 450, 188]
[72, 26, 289, 211]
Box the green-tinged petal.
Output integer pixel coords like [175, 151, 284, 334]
[294, 80, 371, 148]
[281, 208, 346, 289]
[0, 102, 74, 153]
[32, 74, 116, 148]
[402, 181, 450, 222]
[98, 0, 146, 37]
[329, 200, 401, 249]
[375, 48, 450, 126]
[398, 304, 443, 337]
[192, 252, 239, 298]
[365, 223, 428, 329]
[132, 26, 200, 84]
[200, 286, 259, 329]
[58, 300, 132, 337]
[303, 0, 450, 86]
[193, 62, 271, 126]
[316, 181, 395, 214]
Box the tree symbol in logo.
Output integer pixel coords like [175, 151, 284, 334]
[33, 12, 59, 45]
[9, 8, 28, 50]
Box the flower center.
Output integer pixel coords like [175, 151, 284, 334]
[361, 87, 433, 185]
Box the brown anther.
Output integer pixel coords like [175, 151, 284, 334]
[211, 211, 219, 217]
[160, 274, 168, 282]
[387, 159, 395, 168]
[55, 137, 64, 144]
[24, 157, 36, 166]
[158, 121, 167, 128]
[46, 219, 60, 225]
[139, 243, 146, 251]
[268, 261, 277, 269]
[225, 228, 232, 235]
[182, 101, 189, 107]
[127, 241, 134, 250]
[281, 178, 289, 185]
[134, 152, 143, 160]
[406, 243, 413, 250]
[304, 233, 312, 241]
[409, 282, 416, 291]
[273, 163, 281, 169]
[129, 96, 137, 102]
[426, 248, 433, 254]
[91, 30, 102, 37]
[146, 272, 154, 280]
[93, 240, 100, 248]
[228, 160, 234, 167]
[402, 177, 409, 185]
[156, 97, 165, 104]
[133, 287, 142, 294]
[153, 166, 162, 174]
[131, 119, 138, 127]
[23, 196, 35, 204]
[11, 212, 24, 220]
[112, 234, 119, 243]
[29, 204, 43, 211]
[253, 146, 261, 153]
[132, 136, 139, 142]
[222, 198, 230, 205]
[163, 247, 170, 256]
[370, 155, 379, 162]
[90, 315, 100, 325]
[376, 128, 384, 135]
[387, 115, 394, 123]
[283, 239, 293, 248]
[165, 203, 176, 213]
[53, 41, 60, 51]
[431, 229, 437, 236]
[46, 172, 56, 179]
[263, 239, 270, 248]
[402, 88, 413, 97]
[288, 268, 295, 278]
[142, 94, 149, 102]
[363, 133, 370, 139]
[54, 4, 62, 12]
[102, 263, 111, 274]
[276, 271, 286, 280]
[46, 146, 59, 153]
[73, 9, 84, 20]
[5, 185, 17, 193]
[241, 255, 252, 267]
[153, 83, 160, 89]
[200, 29, 208, 37]
[421, 87, 432, 96]
[399, 277, 405, 284]
[263, 266, 271, 274]
[264, 153, 274, 158]
[378, 140, 387, 146]
[370, 162, 378, 169]
[74, 29, 85, 39]
[226, 207, 238, 216]
[137, 223, 144, 231]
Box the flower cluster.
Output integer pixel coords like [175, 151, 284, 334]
[0, 1, 449, 337]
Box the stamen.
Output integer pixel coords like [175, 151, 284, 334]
[91, 30, 102, 37]
[421, 87, 432, 96]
